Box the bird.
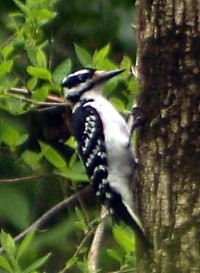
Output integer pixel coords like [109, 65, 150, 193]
[61, 67, 148, 245]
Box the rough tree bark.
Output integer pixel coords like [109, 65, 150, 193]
[135, 1, 200, 272]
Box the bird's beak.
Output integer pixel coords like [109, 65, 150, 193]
[94, 69, 125, 85]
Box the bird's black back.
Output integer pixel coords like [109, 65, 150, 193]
[72, 98, 110, 203]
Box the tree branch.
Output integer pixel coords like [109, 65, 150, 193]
[10, 87, 65, 103]
[8, 93, 68, 107]
[0, 185, 92, 254]
[60, 230, 94, 273]
[0, 173, 61, 183]
[87, 206, 108, 273]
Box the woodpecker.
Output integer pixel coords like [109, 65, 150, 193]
[61, 68, 147, 244]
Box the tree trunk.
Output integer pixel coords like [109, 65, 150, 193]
[136, 1, 200, 272]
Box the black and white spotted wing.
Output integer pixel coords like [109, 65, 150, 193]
[71, 99, 111, 203]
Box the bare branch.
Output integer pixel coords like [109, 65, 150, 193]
[60, 230, 94, 273]
[10, 87, 31, 96]
[0, 185, 92, 254]
[0, 173, 61, 183]
[88, 206, 108, 273]
[8, 87, 72, 111]
[10, 87, 65, 103]
[8, 93, 68, 107]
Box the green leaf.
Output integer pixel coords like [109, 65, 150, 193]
[107, 248, 123, 264]
[75, 207, 88, 233]
[27, 66, 51, 81]
[97, 58, 117, 71]
[31, 85, 50, 101]
[74, 44, 93, 67]
[12, 0, 29, 15]
[0, 255, 13, 272]
[17, 230, 35, 261]
[26, 77, 38, 90]
[0, 120, 28, 149]
[1, 44, 14, 59]
[65, 256, 78, 270]
[0, 96, 25, 115]
[26, 47, 37, 66]
[0, 187, 31, 229]
[127, 78, 139, 96]
[112, 226, 134, 253]
[93, 44, 110, 65]
[103, 78, 118, 96]
[65, 136, 76, 150]
[39, 141, 68, 171]
[36, 49, 47, 68]
[23, 253, 51, 273]
[21, 150, 42, 169]
[61, 169, 88, 182]
[34, 9, 57, 25]
[0, 61, 13, 78]
[120, 55, 132, 70]
[110, 97, 125, 112]
[52, 59, 72, 85]
[1, 231, 16, 258]
[61, 160, 89, 182]
[68, 152, 77, 169]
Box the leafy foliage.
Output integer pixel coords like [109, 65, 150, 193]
[0, 230, 50, 273]
[0, 0, 138, 272]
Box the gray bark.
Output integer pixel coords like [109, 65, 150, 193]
[136, 1, 200, 272]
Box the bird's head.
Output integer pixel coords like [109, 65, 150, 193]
[61, 68, 124, 103]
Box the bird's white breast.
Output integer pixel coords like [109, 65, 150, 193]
[83, 95, 135, 205]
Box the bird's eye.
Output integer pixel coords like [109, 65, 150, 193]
[78, 75, 84, 82]
[78, 73, 88, 82]
[62, 68, 95, 89]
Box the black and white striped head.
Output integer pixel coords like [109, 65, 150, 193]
[61, 68, 124, 103]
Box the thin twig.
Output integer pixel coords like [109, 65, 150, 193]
[0, 185, 91, 254]
[10, 87, 31, 96]
[0, 173, 61, 183]
[77, 190, 93, 231]
[32, 105, 67, 112]
[60, 229, 94, 273]
[74, 230, 93, 259]
[10, 87, 65, 103]
[88, 206, 108, 273]
[8, 93, 68, 107]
